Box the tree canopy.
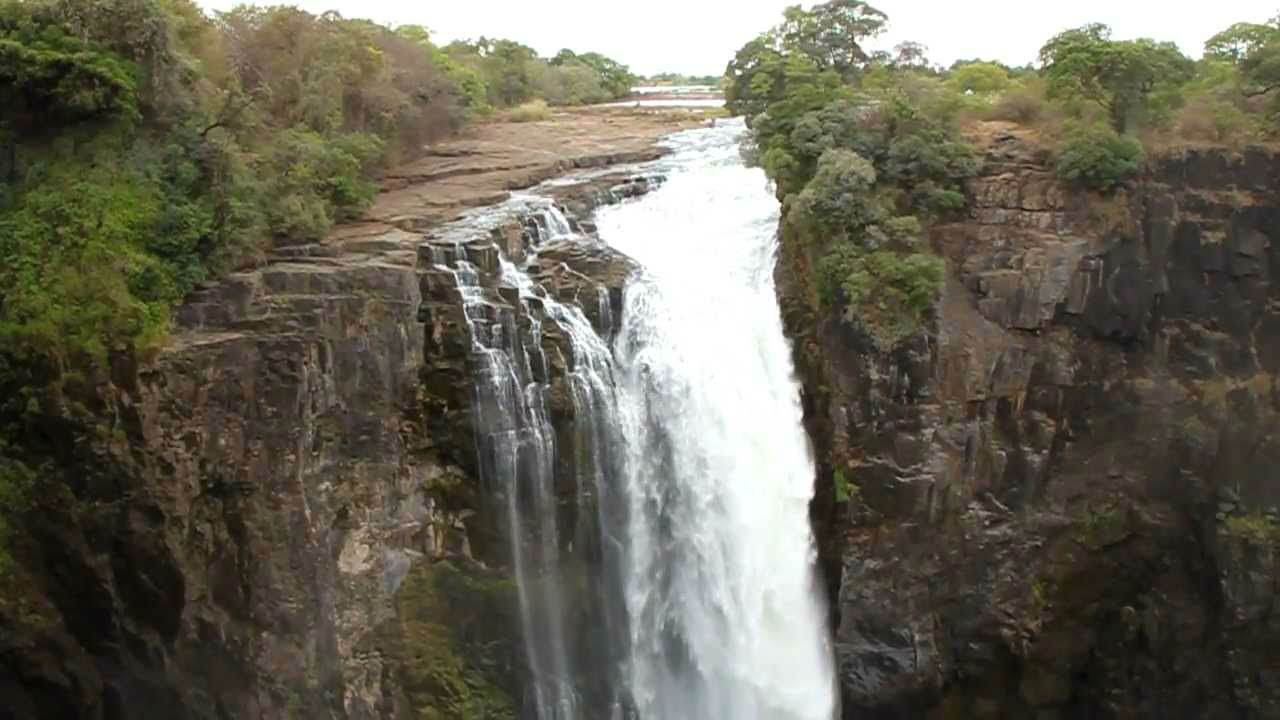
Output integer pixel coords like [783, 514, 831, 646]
[1039, 24, 1195, 132]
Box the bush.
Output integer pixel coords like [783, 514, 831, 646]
[790, 149, 884, 232]
[816, 241, 945, 348]
[989, 85, 1047, 125]
[505, 99, 552, 122]
[1175, 93, 1262, 145]
[1053, 124, 1146, 193]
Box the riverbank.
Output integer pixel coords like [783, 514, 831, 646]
[0, 106, 701, 719]
[171, 108, 702, 346]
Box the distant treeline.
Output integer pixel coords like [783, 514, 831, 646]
[0, 0, 635, 379]
[639, 72, 724, 88]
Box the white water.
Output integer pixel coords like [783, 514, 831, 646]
[432, 120, 834, 720]
[598, 121, 837, 720]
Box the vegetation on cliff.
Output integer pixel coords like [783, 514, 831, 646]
[397, 561, 519, 719]
[727, 2, 1280, 344]
[725, 0, 975, 346]
[0, 0, 635, 382]
[0, 0, 637, 596]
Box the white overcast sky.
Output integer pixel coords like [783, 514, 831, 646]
[197, 1, 1278, 75]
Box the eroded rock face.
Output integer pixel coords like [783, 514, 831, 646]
[0, 161, 655, 718]
[778, 130, 1280, 719]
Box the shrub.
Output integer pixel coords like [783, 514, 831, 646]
[1175, 93, 1261, 145]
[990, 85, 1047, 125]
[1053, 124, 1145, 193]
[506, 99, 552, 123]
[816, 240, 945, 348]
[790, 149, 884, 233]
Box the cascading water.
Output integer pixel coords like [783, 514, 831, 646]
[429, 198, 633, 720]
[599, 120, 836, 720]
[432, 118, 833, 720]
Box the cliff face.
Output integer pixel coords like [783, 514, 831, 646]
[0, 124, 667, 718]
[778, 126, 1280, 719]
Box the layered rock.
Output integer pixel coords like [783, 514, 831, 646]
[0, 122, 664, 718]
[778, 125, 1280, 719]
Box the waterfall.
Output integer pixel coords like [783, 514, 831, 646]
[434, 119, 833, 720]
[600, 120, 835, 720]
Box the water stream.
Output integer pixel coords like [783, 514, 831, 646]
[600, 122, 836, 720]
[438, 120, 834, 719]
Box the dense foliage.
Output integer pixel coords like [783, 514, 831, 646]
[0, 0, 637, 549]
[728, 3, 1280, 345]
[1053, 124, 1146, 192]
[1039, 24, 1195, 133]
[726, 0, 974, 347]
[0, 0, 636, 381]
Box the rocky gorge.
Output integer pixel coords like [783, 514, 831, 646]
[0, 112, 692, 720]
[4, 103, 1280, 720]
[778, 122, 1280, 719]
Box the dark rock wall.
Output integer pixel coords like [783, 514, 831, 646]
[777, 131, 1280, 720]
[0, 171, 648, 719]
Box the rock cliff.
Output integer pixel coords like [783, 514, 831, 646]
[0, 115, 676, 720]
[777, 124, 1280, 719]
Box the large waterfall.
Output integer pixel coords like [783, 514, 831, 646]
[436, 119, 834, 720]
[601, 124, 835, 720]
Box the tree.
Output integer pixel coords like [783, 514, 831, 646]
[1204, 19, 1280, 101]
[1205, 21, 1277, 64]
[947, 61, 1011, 94]
[891, 41, 929, 69]
[776, 0, 887, 76]
[725, 35, 784, 119]
[1039, 23, 1194, 132]
[726, 0, 884, 118]
[573, 51, 635, 97]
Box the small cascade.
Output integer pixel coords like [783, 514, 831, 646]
[422, 196, 632, 720]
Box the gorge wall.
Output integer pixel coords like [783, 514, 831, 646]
[778, 124, 1280, 719]
[0, 121, 670, 720]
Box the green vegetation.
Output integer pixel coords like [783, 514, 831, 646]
[833, 468, 860, 504]
[0, 0, 636, 592]
[727, 4, 1280, 346]
[442, 39, 636, 110]
[726, 1, 974, 346]
[1053, 124, 1147, 192]
[0, 0, 635, 403]
[1039, 24, 1194, 133]
[398, 560, 518, 720]
[640, 72, 722, 87]
[1223, 513, 1280, 544]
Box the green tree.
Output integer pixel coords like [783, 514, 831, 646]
[947, 61, 1011, 94]
[777, 0, 887, 76]
[1205, 20, 1278, 64]
[572, 51, 635, 97]
[1039, 23, 1194, 132]
[1214, 20, 1280, 101]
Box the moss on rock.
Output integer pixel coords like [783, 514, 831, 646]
[396, 560, 519, 719]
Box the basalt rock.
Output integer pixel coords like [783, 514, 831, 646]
[0, 154, 657, 718]
[778, 126, 1280, 719]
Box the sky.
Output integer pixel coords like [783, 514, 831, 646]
[197, 0, 1278, 76]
